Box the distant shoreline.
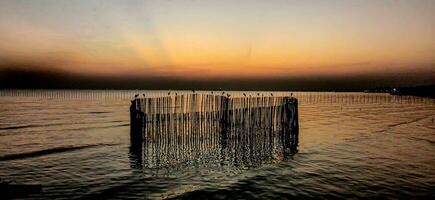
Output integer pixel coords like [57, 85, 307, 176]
[389, 85, 435, 99]
[0, 86, 434, 99]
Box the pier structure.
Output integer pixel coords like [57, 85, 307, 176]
[129, 93, 299, 170]
[130, 94, 298, 141]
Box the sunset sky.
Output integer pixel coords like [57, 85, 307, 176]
[0, 0, 434, 87]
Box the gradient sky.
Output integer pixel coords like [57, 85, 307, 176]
[0, 0, 434, 80]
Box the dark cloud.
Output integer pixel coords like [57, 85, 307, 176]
[1, 62, 434, 91]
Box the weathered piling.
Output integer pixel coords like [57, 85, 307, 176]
[130, 99, 143, 142]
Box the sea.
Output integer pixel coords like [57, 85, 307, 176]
[0, 90, 434, 199]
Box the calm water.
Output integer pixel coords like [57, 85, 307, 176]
[0, 91, 434, 199]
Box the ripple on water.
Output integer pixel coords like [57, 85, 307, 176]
[0, 91, 434, 199]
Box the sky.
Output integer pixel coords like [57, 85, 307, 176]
[0, 0, 434, 89]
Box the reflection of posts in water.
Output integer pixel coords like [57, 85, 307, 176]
[129, 123, 298, 169]
[129, 94, 299, 169]
[129, 140, 143, 169]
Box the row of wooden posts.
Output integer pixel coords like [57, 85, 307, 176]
[130, 94, 298, 142]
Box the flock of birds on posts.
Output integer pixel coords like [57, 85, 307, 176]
[133, 90, 293, 99]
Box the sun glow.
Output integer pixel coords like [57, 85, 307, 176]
[0, 0, 434, 79]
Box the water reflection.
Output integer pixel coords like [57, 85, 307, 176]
[129, 124, 298, 172]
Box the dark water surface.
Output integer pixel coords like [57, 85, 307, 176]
[0, 91, 434, 199]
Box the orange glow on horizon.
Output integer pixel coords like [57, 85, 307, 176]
[0, 0, 434, 79]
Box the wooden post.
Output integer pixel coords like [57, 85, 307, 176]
[291, 97, 299, 148]
[221, 96, 229, 125]
[130, 99, 144, 142]
[292, 97, 299, 135]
